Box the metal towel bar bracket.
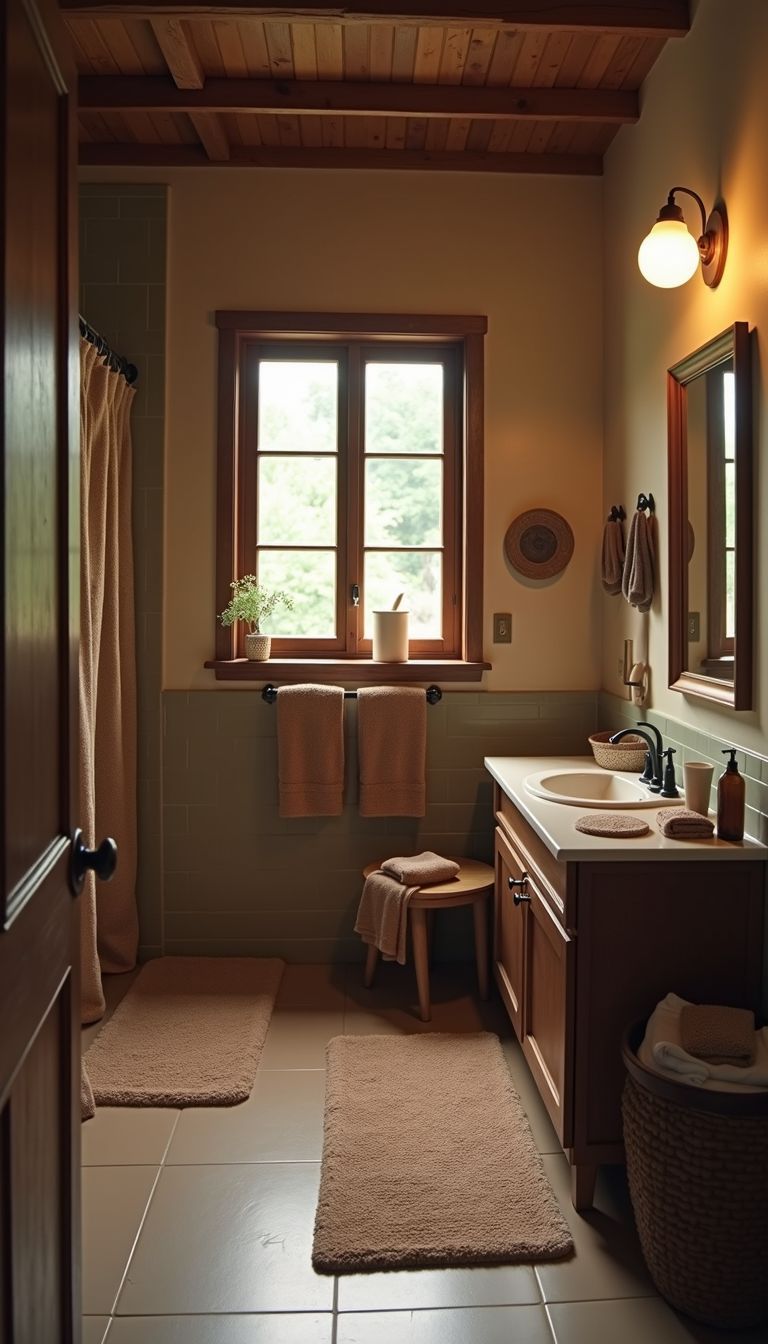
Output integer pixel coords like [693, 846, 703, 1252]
[262, 683, 442, 704]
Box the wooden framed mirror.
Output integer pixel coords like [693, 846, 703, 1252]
[668, 322, 753, 709]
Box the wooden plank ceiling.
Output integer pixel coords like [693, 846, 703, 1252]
[67, 3, 689, 173]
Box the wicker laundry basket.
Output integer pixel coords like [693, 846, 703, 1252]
[621, 1021, 768, 1330]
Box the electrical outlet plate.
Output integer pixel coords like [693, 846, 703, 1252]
[493, 612, 511, 643]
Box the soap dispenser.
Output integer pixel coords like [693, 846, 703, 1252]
[717, 748, 745, 842]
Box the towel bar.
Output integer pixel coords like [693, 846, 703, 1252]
[262, 683, 442, 705]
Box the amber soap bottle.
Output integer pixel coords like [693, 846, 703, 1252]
[717, 748, 745, 842]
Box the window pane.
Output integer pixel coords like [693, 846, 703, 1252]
[724, 460, 735, 549]
[365, 363, 443, 454]
[258, 549, 336, 637]
[364, 551, 442, 638]
[258, 455, 336, 545]
[258, 361, 337, 453]
[725, 549, 735, 640]
[365, 458, 442, 548]
[722, 369, 735, 457]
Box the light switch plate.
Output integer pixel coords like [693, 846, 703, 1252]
[493, 612, 512, 643]
[687, 611, 700, 641]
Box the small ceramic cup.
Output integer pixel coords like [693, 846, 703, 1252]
[683, 761, 714, 817]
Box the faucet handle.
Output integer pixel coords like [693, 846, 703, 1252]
[660, 746, 680, 799]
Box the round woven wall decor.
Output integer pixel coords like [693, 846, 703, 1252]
[504, 509, 574, 580]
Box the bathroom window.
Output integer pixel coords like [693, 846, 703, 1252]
[212, 312, 486, 674]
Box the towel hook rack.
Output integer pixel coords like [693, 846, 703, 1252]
[262, 683, 442, 704]
[636, 492, 655, 513]
[608, 504, 626, 522]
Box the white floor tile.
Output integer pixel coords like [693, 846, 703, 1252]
[82, 1318, 111, 1344]
[82, 1166, 159, 1315]
[166, 1070, 325, 1164]
[105, 1315, 334, 1343]
[337, 1304, 555, 1343]
[277, 963, 348, 1009]
[116, 1163, 333, 1314]
[82, 1108, 179, 1166]
[260, 1009, 344, 1069]
[338, 1264, 541, 1312]
[547, 1295, 768, 1344]
[535, 1155, 654, 1304]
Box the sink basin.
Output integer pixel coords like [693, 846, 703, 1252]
[524, 769, 674, 809]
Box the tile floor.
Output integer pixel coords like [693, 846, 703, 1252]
[81, 964, 761, 1344]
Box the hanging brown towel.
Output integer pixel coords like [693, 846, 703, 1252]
[622, 509, 655, 612]
[601, 516, 625, 595]
[277, 683, 345, 817]
[357, 686, 426, 817]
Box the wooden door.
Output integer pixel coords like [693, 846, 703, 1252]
[493, 826, 526, 1041]
[1, 0, 81, 1340]
[522, 885, 574, 1147]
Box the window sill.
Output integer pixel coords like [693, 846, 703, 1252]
[204, 658, 490, 683]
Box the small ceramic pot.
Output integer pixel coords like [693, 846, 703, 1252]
[244, 632, 271, 661]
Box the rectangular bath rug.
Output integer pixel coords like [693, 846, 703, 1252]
[312, 1032, 574, 1273]
[85, 956, 284, 1106]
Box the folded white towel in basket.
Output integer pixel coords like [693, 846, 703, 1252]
[639, 992, 768, 1092]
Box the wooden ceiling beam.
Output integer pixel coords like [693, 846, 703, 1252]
[79, 75, 638, 122]
[149, 18, 204, 87]
[78, 142, 603, 173]
[62, 2, 690, 38]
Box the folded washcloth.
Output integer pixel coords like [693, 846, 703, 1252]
[657, 806, 715, 839]
[357, 686, 426, 817]
[680, 1003, 756, 1067]
[601, 516, 625, 595]
[638, 992, 768, 1091]
[622, 509, 655, 612]
[381, 852, 459, 887]
[277, 683, 345, 817]
[354, 871, 419, 965]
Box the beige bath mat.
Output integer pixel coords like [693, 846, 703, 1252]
[312, 1032, 574, 1273]
[85, 956, 284, 1106]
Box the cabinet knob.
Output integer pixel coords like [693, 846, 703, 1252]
[508, 873, 530, 905]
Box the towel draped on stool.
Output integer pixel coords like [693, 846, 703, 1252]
[381, 852, 459, 886]
[357, 686, 426, 817]
[354, 871, 419, 965]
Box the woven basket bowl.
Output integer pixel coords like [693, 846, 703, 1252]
[621, 1022, 768, 1329]
[588, 730, 647, 772]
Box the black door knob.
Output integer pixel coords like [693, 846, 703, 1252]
[70, 827, 118, 895]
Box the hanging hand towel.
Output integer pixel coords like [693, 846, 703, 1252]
[622, 509, 655, 612]
[354, 870, 419, 965]
[277, 683, 345, 817]
[601, 516, 625, 595]
[357, 686, 426, 817]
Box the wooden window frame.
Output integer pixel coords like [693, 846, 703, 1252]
[208, 311, 488, 682]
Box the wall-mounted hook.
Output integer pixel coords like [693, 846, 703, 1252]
[637, 492, 655, 513]
[608, 504, 626, 522]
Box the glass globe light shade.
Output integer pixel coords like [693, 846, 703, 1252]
[637, 219, 701, 288]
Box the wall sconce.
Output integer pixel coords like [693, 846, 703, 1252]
[638, 188, 728, 289]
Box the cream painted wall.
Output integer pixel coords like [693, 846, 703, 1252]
[82, 166, 603, 692]
[602, 0, 768, 752]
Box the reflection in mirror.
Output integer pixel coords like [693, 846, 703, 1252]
[686, 359, 735, 681]
[668, 322, 752, 710]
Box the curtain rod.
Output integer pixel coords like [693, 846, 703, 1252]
[262, 684, 442, 704]
[79, 315, 139, 386]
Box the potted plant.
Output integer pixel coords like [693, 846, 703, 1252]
[219, 575, 293, 661]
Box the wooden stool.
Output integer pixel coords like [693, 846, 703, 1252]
[361, 858, 494, 1023]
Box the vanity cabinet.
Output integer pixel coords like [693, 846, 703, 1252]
[492, 782, 765, 1211]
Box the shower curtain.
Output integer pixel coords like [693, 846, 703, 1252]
[79, 339, 139, 1025]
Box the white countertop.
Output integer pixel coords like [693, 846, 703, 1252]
[485, 756, 768, 864]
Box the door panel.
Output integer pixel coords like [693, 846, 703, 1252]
[522, 887, 574, 1147]
[1, 0, 80, 1339]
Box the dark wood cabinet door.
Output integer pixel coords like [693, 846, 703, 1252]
[1, 0, 80, 1340]
[522, 886, 574, 1147]
[494, 826, 526, 1040]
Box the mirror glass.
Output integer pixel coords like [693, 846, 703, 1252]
[668, 323, 752, 709]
